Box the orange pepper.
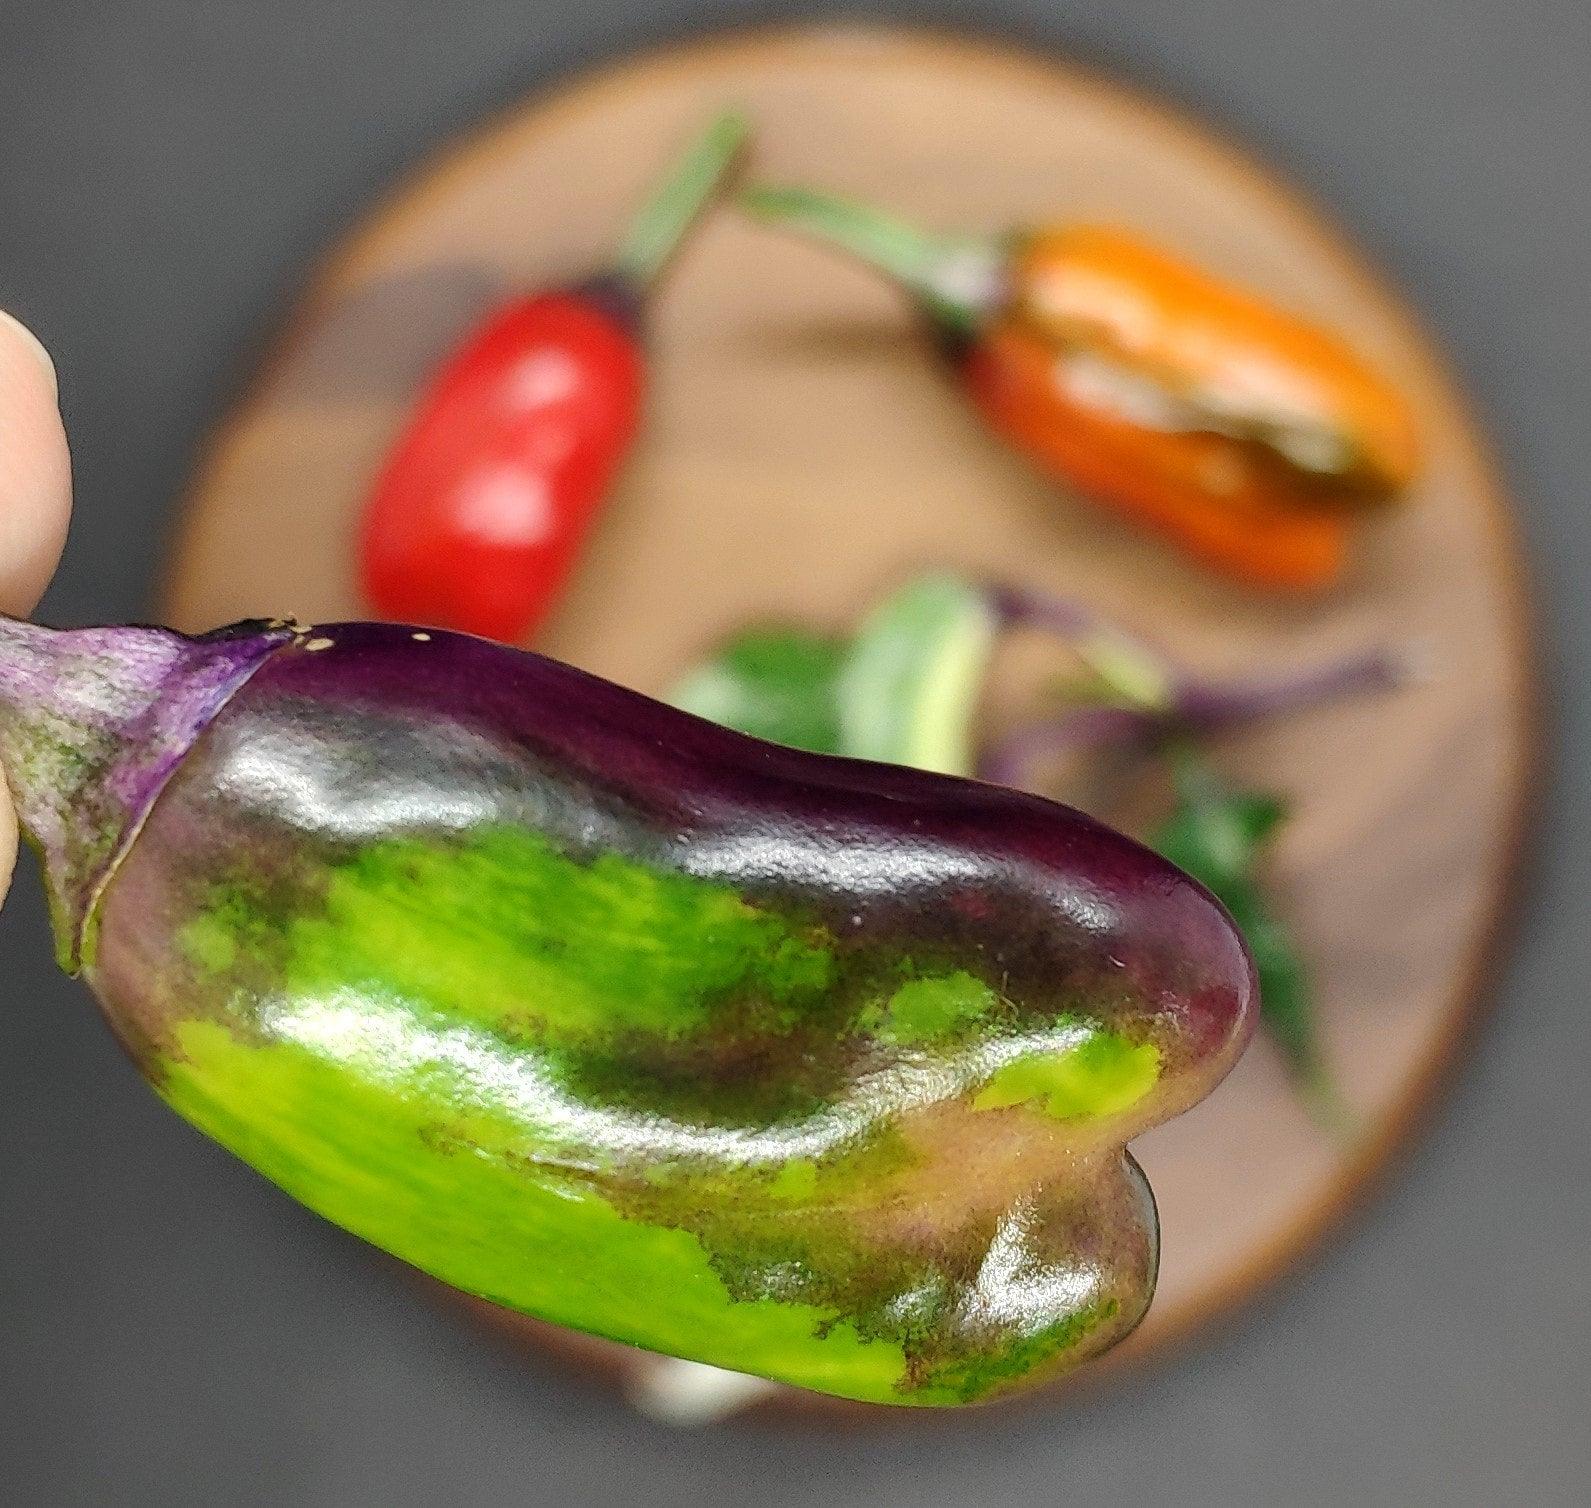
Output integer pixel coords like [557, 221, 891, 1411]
[742, 193, 1420, 590]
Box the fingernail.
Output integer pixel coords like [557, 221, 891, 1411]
[0, 308, 58, 397]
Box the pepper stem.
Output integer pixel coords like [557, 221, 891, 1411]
[979, 583, 1420, 786]
[612, 109, 751, 291]
[738, 185, 1005, 339]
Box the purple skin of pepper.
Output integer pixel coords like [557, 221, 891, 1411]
[0, 614, 1257, 1403]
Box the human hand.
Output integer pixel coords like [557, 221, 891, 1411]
[0, 309, 71, 907]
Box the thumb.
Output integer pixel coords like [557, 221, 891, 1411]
[0, 789, 15, 912]
[0, 306, 72, 909]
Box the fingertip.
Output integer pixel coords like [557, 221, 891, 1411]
[0, 307, 71, 615]
[0, 786, 16, 910]
[0, 309, 58, 396]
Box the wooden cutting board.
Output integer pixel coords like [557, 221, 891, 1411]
[161, 23, 1536, 1422]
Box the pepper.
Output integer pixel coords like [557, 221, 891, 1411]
[0, 613, 1255, 1406]
[740, 189, 1419, 588]
[358, 112, 747, 643]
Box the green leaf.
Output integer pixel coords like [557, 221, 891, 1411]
[671, 575, 997, 776]
[668, 628, 849, 755]
[1151, 748, 1346, 1130]
[834, 573, 998, 776]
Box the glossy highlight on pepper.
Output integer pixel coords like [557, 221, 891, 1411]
[0, 615, 1256, 1405]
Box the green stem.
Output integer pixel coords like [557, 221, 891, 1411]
[1297, 1070, 1358, 1141]
[613, 109, 751, 289]
[739, 185, 1005, 339]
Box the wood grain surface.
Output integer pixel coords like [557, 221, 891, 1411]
[161, 24, 1535, 1421]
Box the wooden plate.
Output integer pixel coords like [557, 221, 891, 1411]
[161, 23, 1535, 1422]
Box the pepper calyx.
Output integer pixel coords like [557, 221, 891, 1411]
[0, 615, 295, 971]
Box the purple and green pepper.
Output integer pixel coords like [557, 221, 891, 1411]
[0, 612, 1255, 1405]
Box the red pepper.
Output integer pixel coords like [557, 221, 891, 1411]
[359, 112, 747, 643]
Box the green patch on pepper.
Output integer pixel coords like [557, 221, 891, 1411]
[919, 1298, 1119, 1405]
[159, 1018, 918, 1402]
[973, 1034, 1160, 1121]
[200, 826, 838, 1047]
[168, 821, 1163, 1404]
[865, 971, 997, 1046]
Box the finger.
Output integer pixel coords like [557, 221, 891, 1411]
[0, 308, 72, 907]
[0, 785, 15, 907]
[0, 308, 70, 615]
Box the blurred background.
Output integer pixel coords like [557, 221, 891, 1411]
[1, 2, 1587, 1504]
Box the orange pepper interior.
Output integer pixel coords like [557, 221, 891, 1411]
[964, 321, 1351, 589]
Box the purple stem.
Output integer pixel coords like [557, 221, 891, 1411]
[988, 583, 1131, 647]
[1171, 644, 1416, 731]
[979, 582, 1420, 788]
[977, 705, 1154, 787]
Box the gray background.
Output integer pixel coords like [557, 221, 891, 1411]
[0, 2, 1585, 1504]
